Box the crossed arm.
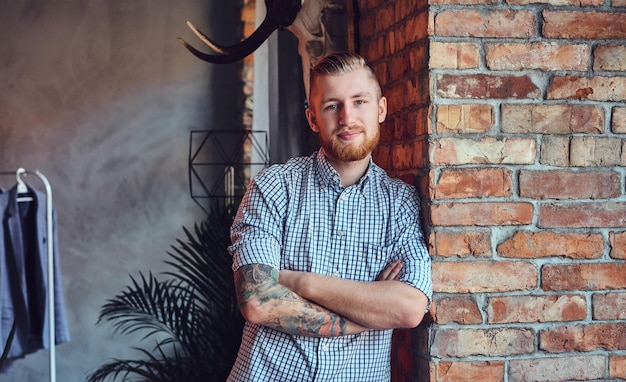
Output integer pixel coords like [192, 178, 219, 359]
[234, 263, 369, 336]
[234, 260, 429, 337]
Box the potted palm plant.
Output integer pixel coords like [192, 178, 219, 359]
[86, 205, 244, 382]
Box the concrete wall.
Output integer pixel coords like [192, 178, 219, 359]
[0, 1, 243, 380]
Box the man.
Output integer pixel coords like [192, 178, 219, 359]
[227, 52, 432, 381]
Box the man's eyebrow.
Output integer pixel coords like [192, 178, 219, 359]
[320, 96, 340, 104]
[320, 92, 374, 104]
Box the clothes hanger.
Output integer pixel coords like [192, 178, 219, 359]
[0, 168, 56, 381]
[16, 167, 33, 202]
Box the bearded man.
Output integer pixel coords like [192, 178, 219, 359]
[227, 52, 432, 382]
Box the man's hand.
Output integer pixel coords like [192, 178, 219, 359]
[376, 260, 403, 281]
[280, 260, 403, 291]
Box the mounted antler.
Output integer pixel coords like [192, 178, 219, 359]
[178, 0, 302, 64]
[287, 0, 355, 98]
[180, 0, 356, 98]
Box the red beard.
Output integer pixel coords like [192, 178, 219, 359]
[320, 126, 380, 162]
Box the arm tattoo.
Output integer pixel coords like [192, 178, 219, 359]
[235, 264, 349, 337]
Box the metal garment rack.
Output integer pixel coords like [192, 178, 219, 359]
[0, 168, 55, 382]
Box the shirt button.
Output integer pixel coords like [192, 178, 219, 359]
[340, 194, 347, 201]
[322, 345, 329, 352]
[337, 230, 344, 237]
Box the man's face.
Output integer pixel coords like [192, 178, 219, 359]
[306, 68, 387, 163]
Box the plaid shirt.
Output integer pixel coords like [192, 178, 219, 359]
[228, 150, 432, 382]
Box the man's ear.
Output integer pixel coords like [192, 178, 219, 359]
[306, 108, 319, 132]
[378, 96, 388, 123]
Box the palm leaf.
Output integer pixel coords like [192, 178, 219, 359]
[97, 273, 196, 342]
[86, 206, 243, 382]
[164, 210, 235, 309]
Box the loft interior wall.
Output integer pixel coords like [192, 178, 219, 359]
[273, 29, 315, 164]
[0, 1, 242, 380]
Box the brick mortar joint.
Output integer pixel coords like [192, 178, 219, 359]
[428, 4, 626, 12]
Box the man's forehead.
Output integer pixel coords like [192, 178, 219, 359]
[310, 70, 379, 101]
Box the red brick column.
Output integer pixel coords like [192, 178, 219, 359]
[243, 1, 626, 380]
[357, 0, 432, 380]
[427, 0, 626, 381]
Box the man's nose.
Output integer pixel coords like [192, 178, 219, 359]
[339, 105, 355, 125]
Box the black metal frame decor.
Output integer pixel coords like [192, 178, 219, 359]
[189, 130, 270, 214]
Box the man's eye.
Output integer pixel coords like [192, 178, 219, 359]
[324, 104, 338, 111]
[355, 99, 366, 105]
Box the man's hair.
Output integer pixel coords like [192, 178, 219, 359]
[309, 52, 382, 98]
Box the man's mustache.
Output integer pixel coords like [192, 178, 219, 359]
[335, 125, 366, 133]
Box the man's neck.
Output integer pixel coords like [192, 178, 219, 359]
[325, 152, 371, 188]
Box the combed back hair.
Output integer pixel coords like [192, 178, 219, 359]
[309, 52, 382, 98]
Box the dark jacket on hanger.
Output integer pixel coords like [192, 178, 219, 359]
[0, 183, 70, 360]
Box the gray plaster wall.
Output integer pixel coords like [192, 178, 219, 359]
[0, 1, 243, 380]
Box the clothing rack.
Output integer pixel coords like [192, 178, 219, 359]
[0, 168, 55, 382]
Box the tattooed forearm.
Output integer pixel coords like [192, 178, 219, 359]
[269, 303, 349, 337]
[234, 264, 355, 337]
[236, 264, 284, 303]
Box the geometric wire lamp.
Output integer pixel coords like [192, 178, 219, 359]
[189, 129, 270, 215]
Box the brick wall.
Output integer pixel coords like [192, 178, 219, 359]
[241, 0, 255, 184]
[357, 0, 432, 380]
[238, 0, 625, 380]
[426, 0, 626, 381]
[360, 0, 626, 381]
[360, 0, 431, 187]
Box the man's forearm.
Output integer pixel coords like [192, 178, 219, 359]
[279, 270, 429, 329]
[235, 264, 369, 336]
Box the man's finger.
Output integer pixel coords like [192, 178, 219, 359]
[376, 260, 402, 281]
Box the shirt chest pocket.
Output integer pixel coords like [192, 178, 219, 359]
[346, 243, 393, 281]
